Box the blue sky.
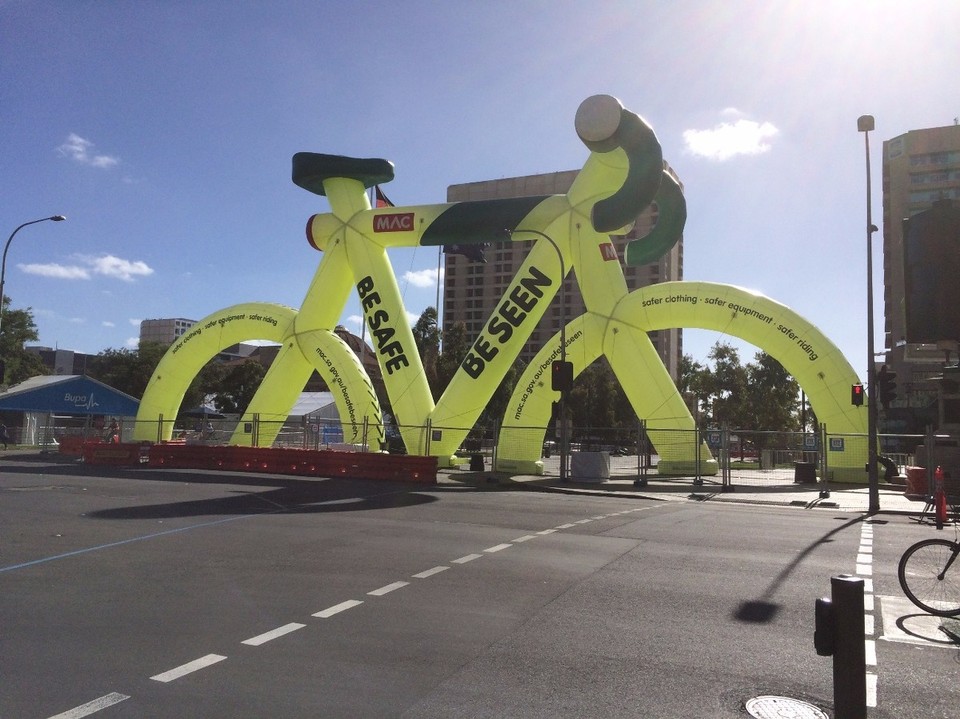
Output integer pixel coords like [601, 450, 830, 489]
[3, 1, 958, 381]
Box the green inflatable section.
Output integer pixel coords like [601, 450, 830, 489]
[622, 281, 867, 482]
[133, 303, 298, 442]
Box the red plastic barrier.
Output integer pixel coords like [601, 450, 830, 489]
[144, 444, 437, 483]
[82, 442, 145, 465]
[59, 435, 91, 456]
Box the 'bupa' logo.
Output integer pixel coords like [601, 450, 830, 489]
[599, 242, 618, 261]
[373, 213, 414, 233]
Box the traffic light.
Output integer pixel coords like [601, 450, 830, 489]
[551, 360, 573, 392]
[851, 383, 864, 406]
[877, 364, 898, 409]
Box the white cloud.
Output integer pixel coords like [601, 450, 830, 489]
[86, 254, 153, 281]
[18, 254, 153, 282]
[128, 318, 141, 327]
[125, 337, 139, 348]
[57, 133, 120, 168]
[102, 321, 115, 327]
[18, 263, 90, 279]
[403, 268, 440, 288]
[682, 114, 779, 161]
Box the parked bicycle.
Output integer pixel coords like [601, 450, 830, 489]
[898, 524, 960, 617]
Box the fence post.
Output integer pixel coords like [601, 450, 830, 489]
[634, 419, 648, 487]
[819, 423, 830, 498]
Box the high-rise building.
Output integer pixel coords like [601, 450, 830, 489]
[139, 318, 197, 346]
[882, 122, 960, 430]
[443, 168, 683, 379]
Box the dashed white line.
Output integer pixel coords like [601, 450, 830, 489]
[484, 543, 512, 553]
[856, 552, 872, 564]
[555, 523, 576, 529]
[864, 614, 875, 636]
[856, 563, 872, 576]
[48, 693, 130, 719]
[150, 654, 227, 683]
[313, 599, 363, 618]
[368, 581, 409, 596]
[574, 519, 593, 524]
[512, 534, 537, 542]
[865, 639, 877, 666]
[537, 529, 558, 535]
[452, 553, 482, 564]
[413, 565, 449, 579]
[241, 622, 305, 646]
[866, 673, 878, 707]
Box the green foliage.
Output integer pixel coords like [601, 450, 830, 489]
[0, 299, 45, 385]
[87, 341, 167, 398]
[209, 360, 266, 415]
[680, 341, 801, 432]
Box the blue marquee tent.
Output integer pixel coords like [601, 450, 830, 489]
[0, 375, 140, 416]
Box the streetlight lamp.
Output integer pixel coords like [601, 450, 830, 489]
[504, 228, 570, 482]
[0, 215, 67, 337]
[857, 115, 880, 513]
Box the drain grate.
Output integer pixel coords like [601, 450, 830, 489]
[745, 695, 828, 719]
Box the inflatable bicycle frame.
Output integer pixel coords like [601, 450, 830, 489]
[134, 95, 868, 481]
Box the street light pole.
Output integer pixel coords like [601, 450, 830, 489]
[858, 115, 880, 513]
[0, 214, 66, 338]
[505, 228, 569, 482]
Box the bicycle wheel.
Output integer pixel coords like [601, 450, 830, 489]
[898, 538, 960, 616]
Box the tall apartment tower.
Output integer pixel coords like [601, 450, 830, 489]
[139, 318, 197, 346]
[443, 168, 683, 379]
[882, 122, 960, 427]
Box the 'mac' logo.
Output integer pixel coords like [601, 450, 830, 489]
[373, 213, 415, 232]
[599, 242, 618, 261]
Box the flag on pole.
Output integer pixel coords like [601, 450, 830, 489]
[444, 243, 488, 263]
[375, 186, 394, 208]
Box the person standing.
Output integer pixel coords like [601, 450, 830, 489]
[0, 423, 10, 450]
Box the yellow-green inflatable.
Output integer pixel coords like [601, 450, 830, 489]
[135, 95, 868, 482]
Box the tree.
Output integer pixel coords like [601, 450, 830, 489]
[210, 360, 266, 415]
[87, 341, 168, 398]
[435, 321, 470, 398]
[703, 342, 749, 428]
[0, 299, 47, 385]
[411, 307, 440, 396]
[746, 352, 801, 432]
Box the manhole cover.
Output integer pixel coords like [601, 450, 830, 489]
[745, 695, 828, 719]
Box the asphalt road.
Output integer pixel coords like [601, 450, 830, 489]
[1, 456, 957, 718]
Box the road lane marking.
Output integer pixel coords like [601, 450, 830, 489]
[241, 622, 305, 646]
[452, 553, 482, 564]
[48, 693, 130, 719]
[413, 566, 449, 579]
[537, 529, 558, 535]
[368, 581, 409, 596]
[484, 543, 511, 553]
[512, 535, 537, 542]
[866, 673, 877, 707]
[555, 523, 575, 529]
[0, 515, 253, 574]
[150, 654, 227, 683]
[313, 599, 363, 618]
[574, 519, 593, 524]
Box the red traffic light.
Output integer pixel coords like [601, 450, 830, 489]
[851, 384, 864, 406]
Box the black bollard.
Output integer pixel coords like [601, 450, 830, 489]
[814, 574, 866, 719]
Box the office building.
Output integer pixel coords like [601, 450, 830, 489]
[443, 168, 683, 379]
[882, 122, 960, 430]
[139, 318, 197, 346]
